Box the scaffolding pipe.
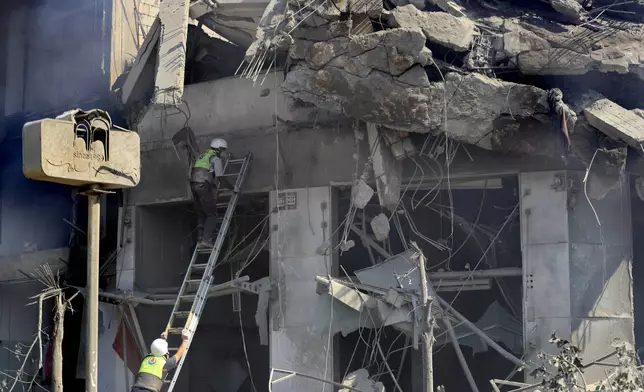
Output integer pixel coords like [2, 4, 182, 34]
[429, 268, 521, 279]
[72, 277, 249, 306]
[443, 314, 480, 392]
[417, 247, 434, 392]
[437, 296, 525, 367]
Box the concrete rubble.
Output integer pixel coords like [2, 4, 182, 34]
[340, 369, 385, 392]
[370, 213, 391, 241]
[237, 0, 644, 180]
[584, 99, 644, 152]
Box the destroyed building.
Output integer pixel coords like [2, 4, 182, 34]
[0, 0, 157, 390]
[108, 0, 644, 390]
[4, 0, 644, 391]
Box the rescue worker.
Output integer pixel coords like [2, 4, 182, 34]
[131, 329, 190, 392]
[190, 138, 236, 248]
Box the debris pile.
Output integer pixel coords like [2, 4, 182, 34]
[240, 0, 644, 203]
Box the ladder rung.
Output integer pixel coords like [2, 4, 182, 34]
[162, 153, 251, 392]
[185, 279, 203, 288]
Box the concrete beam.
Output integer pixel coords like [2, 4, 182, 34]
[121, 17, 161, 105]
[154, 0, 191, 106]
[367, 123, 402, 210]
[584, 98, 644, 151]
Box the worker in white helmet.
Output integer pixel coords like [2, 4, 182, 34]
[190, 138, 236, 248]
[131, 329, 190, 392]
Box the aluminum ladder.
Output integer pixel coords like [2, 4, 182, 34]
[163, 152, 252, 392]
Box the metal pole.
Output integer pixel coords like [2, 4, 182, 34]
[86, 190, 100, 392]
[417, 248, 434, 392]
[437, 295, 525, 367]
[443, 315, 480, 392]
[428, 267, 522, 279]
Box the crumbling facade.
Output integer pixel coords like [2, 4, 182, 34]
[114, 0, 644, 391]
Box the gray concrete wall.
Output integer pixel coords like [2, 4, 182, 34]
[269, 186, 337, 391]
[128, 124, 359, 205]
[521, 171, 633, 384]
[128, 72, 357, 206]
[135, 73, 328, 145]
[127, 74, 576, 207]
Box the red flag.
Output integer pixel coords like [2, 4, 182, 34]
[112, 319, 142, 375]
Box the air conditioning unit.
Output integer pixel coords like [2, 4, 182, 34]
[22, 116, 140, 189]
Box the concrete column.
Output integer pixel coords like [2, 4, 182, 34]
[154, 0, 190, 105]
[521, 171, 633, 384]
[269, 187, 337, 391]
[116, 206, 136, 291]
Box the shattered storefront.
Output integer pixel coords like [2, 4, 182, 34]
[114, 0, 644, 390]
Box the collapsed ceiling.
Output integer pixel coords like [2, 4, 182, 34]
[232, 0, 644, 186]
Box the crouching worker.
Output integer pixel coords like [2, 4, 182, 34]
[131, 329, 191, 392]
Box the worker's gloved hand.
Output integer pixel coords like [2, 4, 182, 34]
[181, 328, 191, 341]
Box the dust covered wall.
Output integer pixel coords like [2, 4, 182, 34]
[2, 0, 154, 116]
[0, 127, 71, 257]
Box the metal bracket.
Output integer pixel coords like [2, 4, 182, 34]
[231, 277, 271, 295]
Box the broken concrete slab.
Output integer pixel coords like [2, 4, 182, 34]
[584, 98, 644, 151]
[340, 369, 385, 392]
[517, 48, 596, 75]
[346, 28, 432, 76]
[513, 18, 644, 78]
[154, 0, 191, 106]
[371, 213, 391, 241]
[550, 0, 584, 22]
[386, 5, 475, 52]
[435, 72, 549, 148]
[351, 178, 374, 209]
[284, 28, 435, 132]
[502, 24, 550, 57]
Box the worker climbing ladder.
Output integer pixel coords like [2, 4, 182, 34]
[162, 152, 252, 392]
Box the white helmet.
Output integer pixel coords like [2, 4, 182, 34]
[150, 338, 169, 356]
[210, 138, 227, 149]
